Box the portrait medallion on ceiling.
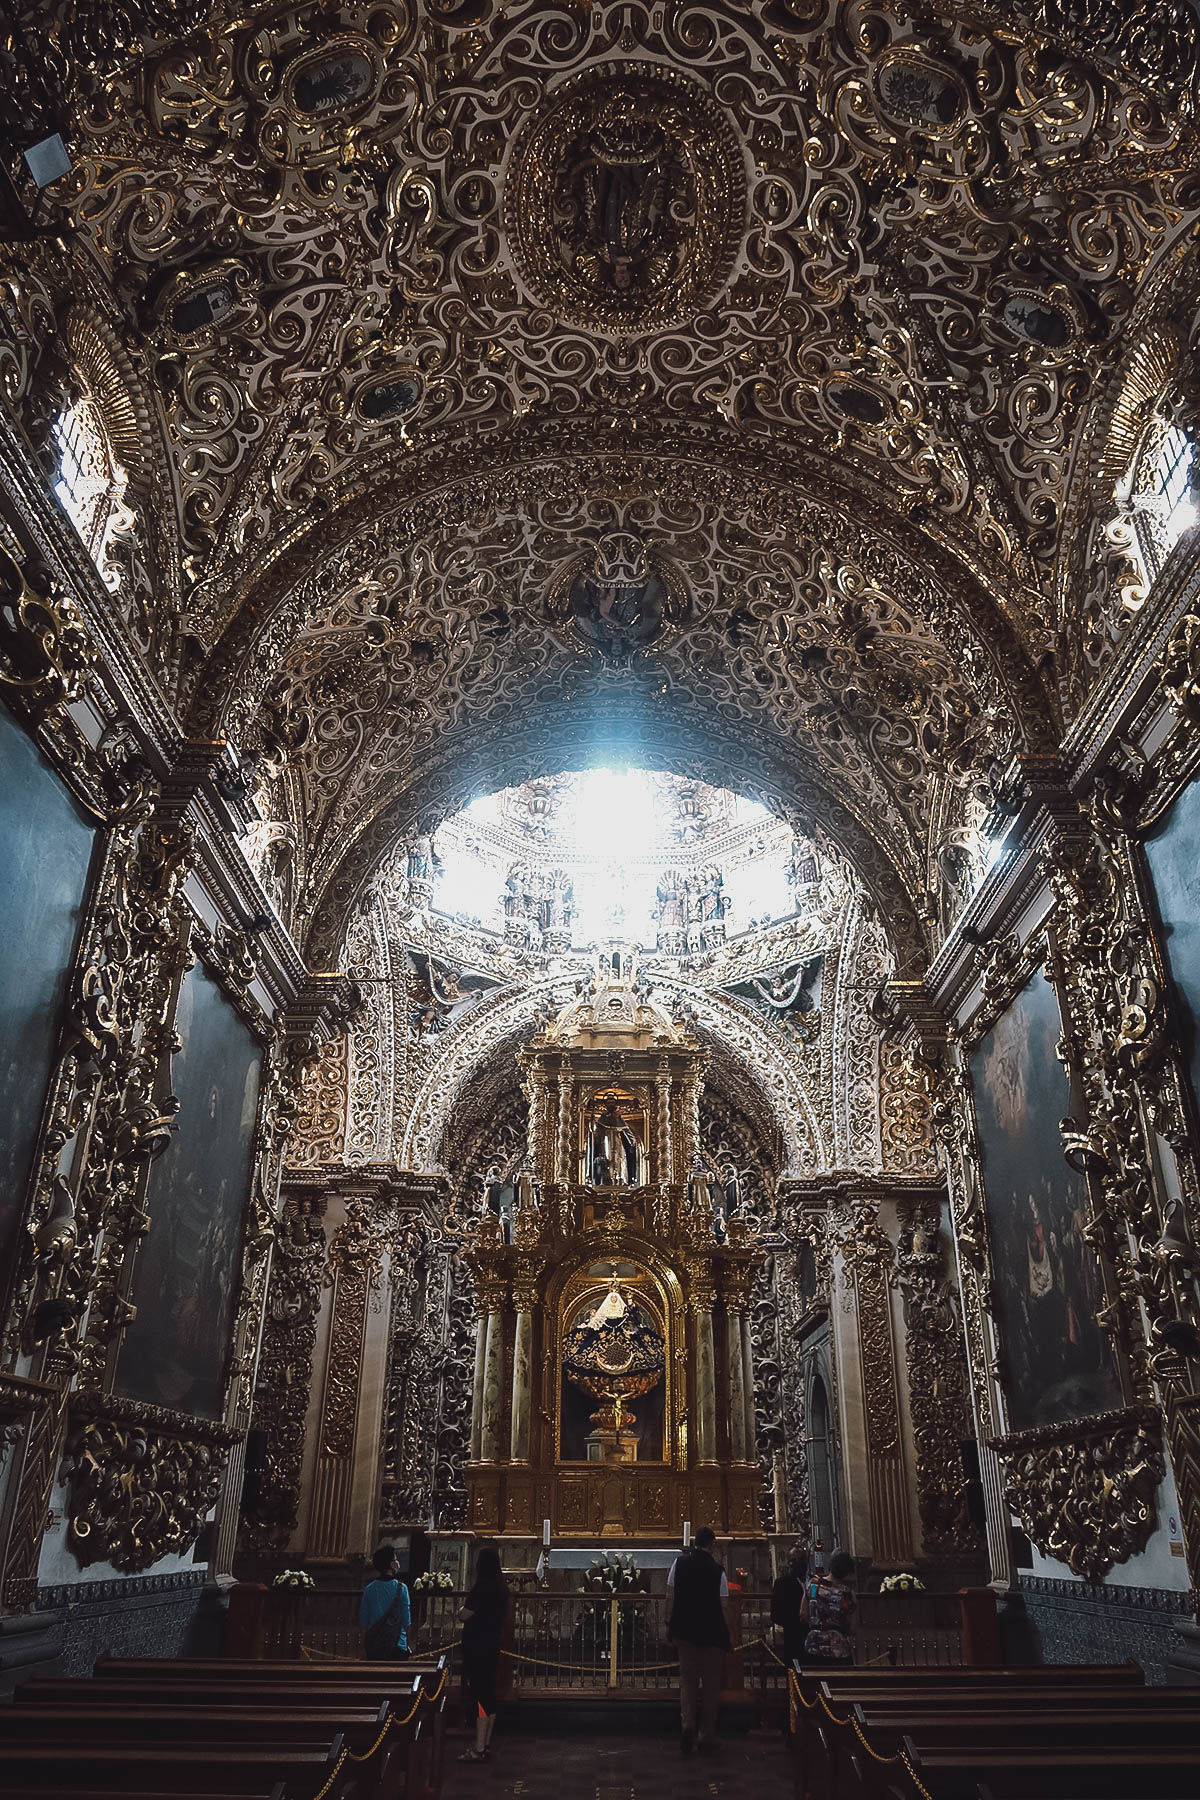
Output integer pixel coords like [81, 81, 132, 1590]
[546, 528, 690, 662]
[502, 64, 747, 335]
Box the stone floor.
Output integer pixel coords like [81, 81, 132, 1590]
[440, 1722, 796, 1798]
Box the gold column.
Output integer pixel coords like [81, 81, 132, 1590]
[510, 1280, 536, 1463]
[469, 1308, 488, 1461]
[727, 1305, 748, 1461]
[741, 1312, 757, 1461]
[479, 1283, 507, 1463]
[655, 1056, 672, 1183]
[556, 1070, 573, 1185]
[855, 1252, 910, 1563]
[691, 1274, 717, 1465]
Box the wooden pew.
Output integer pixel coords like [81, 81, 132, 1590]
[0, 1741, 354, 1799]
[793, 1670, 1200, 1800]
[789, 1665, 1151, 1800]
[94, 1655, 443, 1676]
[902, 1744, 1200, 1800]
[5, 1671, 442, 1800]
[4, 1791, 286, 1800]
[791, 1667, 1149, 1771]
[845, 1704, 1200, 1800]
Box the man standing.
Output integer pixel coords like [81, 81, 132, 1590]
[667, 1527, 731, 1756]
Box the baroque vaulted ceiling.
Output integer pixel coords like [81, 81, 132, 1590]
[4, 0, 1200, 970]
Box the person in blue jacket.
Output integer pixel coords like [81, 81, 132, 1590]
[359, 1543, 411, 1661]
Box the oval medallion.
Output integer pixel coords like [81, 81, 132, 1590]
[167, 274, 240, 337]
[1000, 290, 1072, 349]
[357, 370, 425, 423]
[286, 39, 379, 121]
[825, 377, 889, 426]
[503, 64, 746, 335]
[875, 49, 967, 135]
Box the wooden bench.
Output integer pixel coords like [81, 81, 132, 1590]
[790, 1665, 1198, 1800]
[81, 1653, 450, 1796]
[6, 1663, 447, 1800]
[0, 1741, 353, 1800]
[789, 1665, 1158, 1800]
[901, 1744, 1200, 1800]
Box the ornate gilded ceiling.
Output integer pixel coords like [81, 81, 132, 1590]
[4, 0, 1200, 968]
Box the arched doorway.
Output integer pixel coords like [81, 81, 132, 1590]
[807, 1369, 838, 1557]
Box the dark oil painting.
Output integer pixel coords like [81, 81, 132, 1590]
[0, 706, 95, 1272]
[1144, 776, 1200, 1118]
[116, 962, 261, 1419]
[969, 969, 1122, 1433]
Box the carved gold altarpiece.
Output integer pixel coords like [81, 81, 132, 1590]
[461, 949, 764, 1539]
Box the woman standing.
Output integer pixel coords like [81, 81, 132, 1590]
[804, 1550, 857, 1664]
[457, 1545, 509, 1765]
[359, 1544, 411, 1661]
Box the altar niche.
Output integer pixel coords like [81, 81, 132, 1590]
[581, 1087, 647, 1187]
[559, 1261, 670, 1463]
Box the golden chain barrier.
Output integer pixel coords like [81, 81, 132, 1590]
[307, 1666, 449, 1800]
[785, 1667, 937, 1800]
[495, 1631, 775, 1678]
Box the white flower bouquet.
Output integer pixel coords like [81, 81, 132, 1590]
[581, 1551, 643, 1594]
[412, 1571, 454, 1592]
[272, 1568, 315, 1590]
[878, 1572, 925, 1593]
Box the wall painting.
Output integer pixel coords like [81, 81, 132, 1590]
[115, 961, 261, 1419]
[0, 705, 95, 1276]
[970, 968, 1122, 1433]
[1144, 776, 1200, 1118]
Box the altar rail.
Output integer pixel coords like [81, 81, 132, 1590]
[257, 1584, 964, 1681]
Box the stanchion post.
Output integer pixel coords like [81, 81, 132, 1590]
[608, 1597, 619, 1689]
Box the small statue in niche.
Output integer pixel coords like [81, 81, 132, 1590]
[408, 834, 434, 886]
[587, 1100, 639, 1187]
[481, 1164, 514, 1243]
[721, 1163, 742, 1220]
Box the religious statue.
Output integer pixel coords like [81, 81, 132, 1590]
[566, 97, 679, 298]
[564, 530, 673, 662]
[408, 834, 433, 882]
[587, 1101, 639, 1187]
[481, 1164, 514, 1243]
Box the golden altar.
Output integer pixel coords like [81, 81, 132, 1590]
[461, 947, 764, 1539]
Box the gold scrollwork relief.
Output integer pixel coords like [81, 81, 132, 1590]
[992, 1406, 1164, 1583]
[64, 1392, 239, 1573]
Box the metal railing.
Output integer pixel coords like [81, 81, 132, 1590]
[510, 1592, 676, 1691]
[265, 1584, 963, 1680]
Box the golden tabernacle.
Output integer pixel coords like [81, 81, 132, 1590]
[461, 946, 763, 1539]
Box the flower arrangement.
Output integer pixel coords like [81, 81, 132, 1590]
[581, 1551, 644, 1594]
[878, 1572, 925, 1593]
[412, 1571, 454, 1592]
[272, 1569, 315, 1590]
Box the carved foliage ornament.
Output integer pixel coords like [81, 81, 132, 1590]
[64, 1393, 239, 1574]
[992, 1406, 1164, 1583]
[0, 543, 93, 722]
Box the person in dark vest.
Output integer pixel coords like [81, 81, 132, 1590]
[359, 1543, 411, 1661]
[667, 1527, 731, 1756]
[770, 1548, 810, 1668]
